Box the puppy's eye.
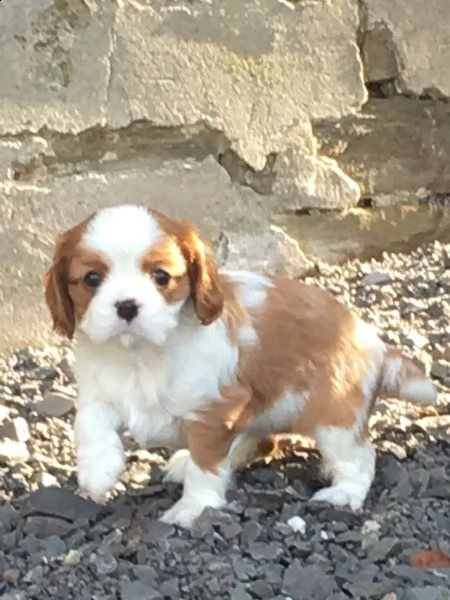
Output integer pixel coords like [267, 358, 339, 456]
[83, 270, 103, 289]
[153, 269, 171, 287]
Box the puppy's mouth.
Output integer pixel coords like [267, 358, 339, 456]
[119, 332, 136, 347]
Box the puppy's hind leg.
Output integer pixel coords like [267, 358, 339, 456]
[311, 426, 375, 511]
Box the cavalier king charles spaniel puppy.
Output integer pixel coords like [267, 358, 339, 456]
[43, 205, 437, 527]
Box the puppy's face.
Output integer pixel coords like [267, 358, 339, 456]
[43, 205, 224, 345]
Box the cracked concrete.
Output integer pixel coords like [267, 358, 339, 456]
[1, 0, 450, 349]
[362, 0, 450, 97]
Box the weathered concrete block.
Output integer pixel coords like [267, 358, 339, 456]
[109, 0, 366, 170]
[106, 0, 366, 210]
[0, 0, 114, 134]
[363, 0, 450, 96]
[315, 98, 450, 198]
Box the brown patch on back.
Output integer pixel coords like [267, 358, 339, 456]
[186, 275, 376, 473]
[233, 277, 371, 436]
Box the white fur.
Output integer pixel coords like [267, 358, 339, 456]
[355, 319, 386, 402]
[72, 215, 272, 526]
[312, 425, 375, 511]
[249, 389, 309, 434]
[160, 455, 230, 527]
[74, 400, 126, 502]
[163, 449, 191, 484]
[223, 270, 273, 310]
[381, 355, 403, 392]
[382, 354, 438, 405]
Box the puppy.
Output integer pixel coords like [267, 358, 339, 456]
[43, 205, 437, 527]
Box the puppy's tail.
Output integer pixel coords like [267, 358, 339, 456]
[380, 347, 438, 405]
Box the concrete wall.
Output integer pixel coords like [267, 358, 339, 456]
[1, 0, 450, 349]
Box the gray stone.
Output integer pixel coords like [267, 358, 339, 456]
[1, 592, 27, 600]
[387, 565, 443, 586]
[130, 518, 174, 543]
[132, 565, 158, 586]
[0, 505, 20, 533]
[90, 550, 118, 576]
[366, 537, 402, 562]
[230, 587, 252, 600]
[241, 521, 263, 545]
[247, 542, 283, 561]
[248, 580, 273, 599]
[345, 581, 394, 598]
[335, 531, 364, 544]
[399, 587, 450, 600]
[283, 562, 335, 600]
[35, 393, 74, 418]
[39, 536, 66, 559]
[431, 361, 450, 381]
[378, 454, 409, 489]
[23, 516, 73, 538]
[232, 557, 258, 582]
[21, 487, 102, 522]
[217, 518, 243, 540]
[120, 582, 163, 600]
[0, 417, 30, 442]
[361, 271, 392, 286]
[159, 579, 180, 599]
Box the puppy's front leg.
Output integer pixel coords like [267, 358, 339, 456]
[75, 397, 126, 503]
[160, 418, 235, 528]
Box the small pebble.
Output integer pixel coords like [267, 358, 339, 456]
[287, 516, 306, 534]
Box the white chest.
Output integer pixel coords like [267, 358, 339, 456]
[74, 322, 239, 448]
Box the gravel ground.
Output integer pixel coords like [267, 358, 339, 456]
[1, 242, 450, 600]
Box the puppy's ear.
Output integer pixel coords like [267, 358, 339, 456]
[180, 227, 224, 325]
[43, 234, 75, 339]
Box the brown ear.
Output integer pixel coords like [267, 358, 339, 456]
[43, 237, 75, 339]
[180, 228, 224, 325]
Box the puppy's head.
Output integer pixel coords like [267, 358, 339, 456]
[43, 205, 224, 345]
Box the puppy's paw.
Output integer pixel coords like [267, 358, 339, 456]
[77, 445, 126, 503]
[311, 483, 365, 512]
[160, 497, 209, 528]
[162, 449, 191, 484]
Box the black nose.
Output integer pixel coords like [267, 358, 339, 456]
[115, 299, 139, 323]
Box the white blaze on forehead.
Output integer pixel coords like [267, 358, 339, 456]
[82, 205, 163, 260]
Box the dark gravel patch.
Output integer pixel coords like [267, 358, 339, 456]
[0, 242, 449, 600]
